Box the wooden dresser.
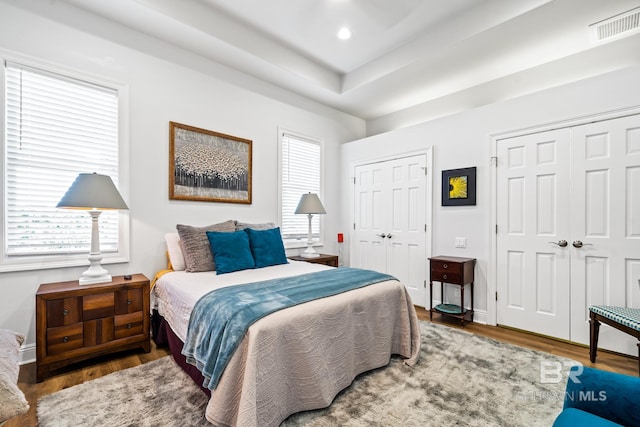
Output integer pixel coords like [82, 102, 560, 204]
[36, 274, 150, 382]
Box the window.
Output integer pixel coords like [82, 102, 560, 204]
[279, 131, 323, 244]
[2, 59, 127, 271]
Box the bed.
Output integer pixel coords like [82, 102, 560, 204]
[152, 224, 420, 427]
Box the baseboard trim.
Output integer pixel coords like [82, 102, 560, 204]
[19, 343, 36, 365]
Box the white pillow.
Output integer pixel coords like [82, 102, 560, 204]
[164, 233, 186, 271]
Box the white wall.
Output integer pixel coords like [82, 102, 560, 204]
[342, 65, 640, 323]
[4, 0, 640, 362]
[0, 2, 365, 361]
[365, 32, 640, 137]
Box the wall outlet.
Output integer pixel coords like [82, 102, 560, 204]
[455, 237, 467, 248]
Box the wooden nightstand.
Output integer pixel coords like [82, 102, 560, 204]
[36, 274, 150, 382]
[288, 254, 339, 267]
[429, 256, 476, 326]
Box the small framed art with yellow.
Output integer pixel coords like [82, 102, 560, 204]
[442, 167, 476, 206]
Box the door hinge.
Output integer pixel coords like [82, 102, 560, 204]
[353, 223, 356, 230]
[424, 224, 427, 232]
[495, 224, 498, 234]
[490, 156, 498, 167]
[352, 177, 356, 184]
[424, 280, 427, 288]
[423, 167, 428, 175]
[496, 291, 498, 301]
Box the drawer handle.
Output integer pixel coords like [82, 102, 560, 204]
[127, 300, 132, 305]
[63, 309, 69, 316]
[127, 323, 132, 329]
[63, 336, 69, 343]
[443, 264, 448, 269]
[443, 274, 448, 280]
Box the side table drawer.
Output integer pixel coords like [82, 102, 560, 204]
[430, 260, 462, 283]
[47, 323, 83, 355]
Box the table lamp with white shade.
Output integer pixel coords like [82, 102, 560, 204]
[57, 172, 128, 285]
[294, 192, 326, 258]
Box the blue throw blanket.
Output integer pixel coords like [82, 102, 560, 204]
[182, 267, 394, 390]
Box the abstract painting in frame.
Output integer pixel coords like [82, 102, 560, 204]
[442, 167, 476, 206]
[169, 121, 252, 204]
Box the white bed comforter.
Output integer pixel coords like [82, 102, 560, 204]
[154, 261, 420, 427]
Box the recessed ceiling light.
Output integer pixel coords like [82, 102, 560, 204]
[337, 27, 352, 40]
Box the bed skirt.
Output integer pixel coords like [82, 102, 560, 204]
[152, 309, 211, 397]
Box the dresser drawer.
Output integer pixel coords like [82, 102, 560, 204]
[83, 292, 115, 321]
[47, 323, 83, 355]
[115, 288, 143, 314]
[83, 317, 115, 346]
[46, 297, 82, 327]
[114, 312, 144, 339]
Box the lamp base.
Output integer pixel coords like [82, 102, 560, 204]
[78, 210, 113, 285]
[300, 252, 321, 258]
[79, 273, 112, 286]
[79, 260, 112, 286]
[300, 244, 320, 258]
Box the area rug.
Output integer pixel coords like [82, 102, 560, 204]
[38, 322, 571, 426]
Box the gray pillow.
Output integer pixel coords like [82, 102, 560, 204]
[0, 329, 29, 424]
[177, 220, 236, 272]
[235, 221, 276, 231]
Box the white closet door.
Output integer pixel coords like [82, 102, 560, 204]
[496, 129, 572, 339]
[352, 154, 428, 306]
[352, 162, 388, 272]
[496, 113, 640, 356]
[569, 115, 640, 355]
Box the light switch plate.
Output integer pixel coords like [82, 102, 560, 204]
[455, 237, 467, 248]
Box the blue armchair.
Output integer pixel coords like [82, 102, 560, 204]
[553, 366, 640, 427]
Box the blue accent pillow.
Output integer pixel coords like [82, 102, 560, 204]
[244, 227, 288, 268]
[206, 231, 255, 274]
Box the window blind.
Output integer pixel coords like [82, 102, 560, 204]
[4, 61, 120, 256]
[280, 133, 321, 240]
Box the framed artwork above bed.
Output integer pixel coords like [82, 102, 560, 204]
[169, 121, 252, 204]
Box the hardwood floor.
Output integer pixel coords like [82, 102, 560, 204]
[6, 308, 637, 427]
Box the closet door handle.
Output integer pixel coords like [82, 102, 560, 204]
[572, 240, 593, 248]
[549, 240, 568, 247]
[377, 233, 387, 238]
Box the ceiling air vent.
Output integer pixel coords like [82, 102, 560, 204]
[590, 6, 640, 42]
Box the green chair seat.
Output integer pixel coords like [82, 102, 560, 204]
[588, 305, 640, 376]
[589, 306, 640, 331]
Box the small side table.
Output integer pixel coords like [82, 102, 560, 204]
[429, 256, 476, 326]
[288, 254, 338, 267]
